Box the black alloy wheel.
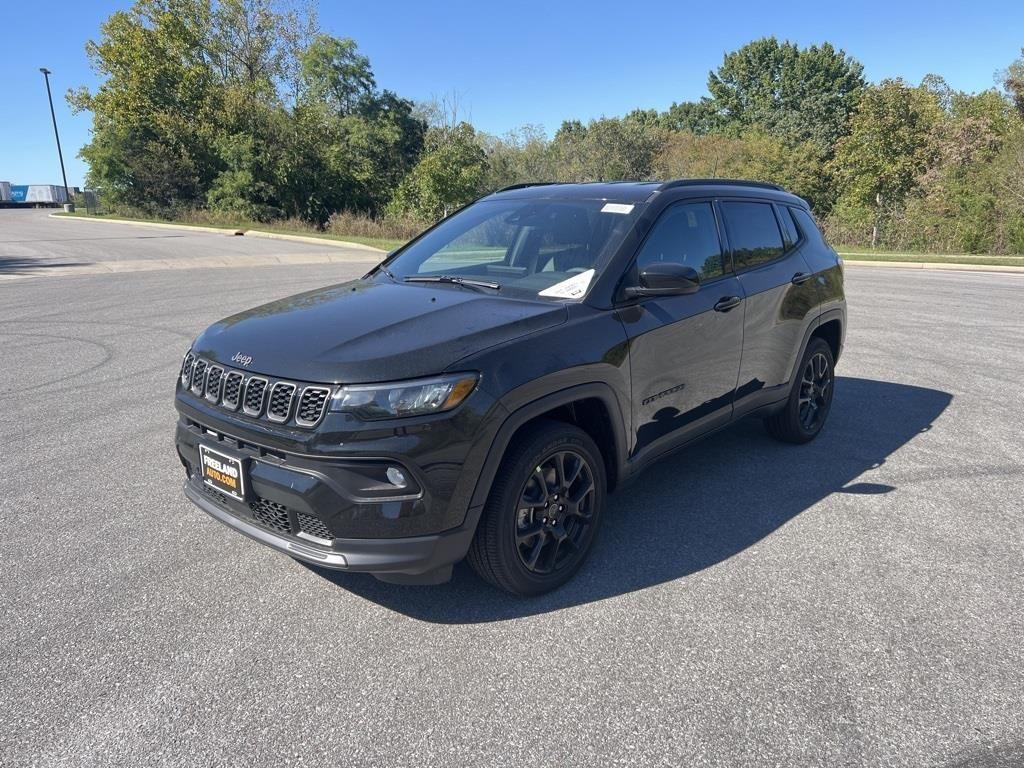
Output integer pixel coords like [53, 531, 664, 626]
[764, 336, 836, 444]
[514, 450, 596, 575]
[798, 351, 832, 431]
[467, 420, 606, 596]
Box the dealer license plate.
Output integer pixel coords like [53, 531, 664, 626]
[198, 444, 246, 502]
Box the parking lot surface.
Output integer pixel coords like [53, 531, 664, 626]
[1, 211, 1022, 767]
[0, 209, 377, 278]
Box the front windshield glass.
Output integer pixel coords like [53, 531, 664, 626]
[383, 198, 643, 300]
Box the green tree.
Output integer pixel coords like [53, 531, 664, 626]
[300, 35, 375, 115]
[831, 79, 944, 247]
[480, 125, 554, 191]
[705, 37, 865, 153]
[208, 0, 290, 101]
[1002, 48, 1024, 117]
[68, 0, 220, 209]
[389, 123, 487, 220]
[654, 131, 829, 210]
[549, 116, 665, 182]
[660, 99, 720, 134]
[72, 0, 423, 224]
[897, 85, 1022, 253]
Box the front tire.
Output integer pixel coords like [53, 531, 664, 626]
[467, 420, 606, 596]
[764, 337, 836, 444]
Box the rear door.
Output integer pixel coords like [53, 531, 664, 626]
[718, 199, 819, 415]
[618, 201, 745, 460]
[786, 205, 845, 318]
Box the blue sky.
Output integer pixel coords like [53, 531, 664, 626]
[2, 0, 1022, 188]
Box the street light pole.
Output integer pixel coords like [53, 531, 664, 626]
[39, 67, 73, 210]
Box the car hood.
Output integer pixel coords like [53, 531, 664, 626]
[193, 279, 568, 383]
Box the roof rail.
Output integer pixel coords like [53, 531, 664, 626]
[657, 178, 785, 192]
[494, 182, 562, 193]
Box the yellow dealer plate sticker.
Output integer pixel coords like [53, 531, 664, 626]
[199, 444, 246, 502]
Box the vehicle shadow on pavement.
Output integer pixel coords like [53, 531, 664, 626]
[305, 376, 952, 623]
[0, 255, 92, 275]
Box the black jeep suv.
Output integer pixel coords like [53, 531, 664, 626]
[175, 179, 846, 595]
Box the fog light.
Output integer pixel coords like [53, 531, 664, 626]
[386, 466, 408, 488]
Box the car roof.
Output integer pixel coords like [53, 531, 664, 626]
[487, 179, 807, 207]
[488, 181, 661, 203]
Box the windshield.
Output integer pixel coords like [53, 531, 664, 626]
[382, 198, 643, 300]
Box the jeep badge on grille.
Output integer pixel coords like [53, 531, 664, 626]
[231, 352, 253, 367]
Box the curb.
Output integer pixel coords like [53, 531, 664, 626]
[49, 213, 389, 253]
[50, 212, 243, 236]
[245, 229, 386, 253]
[840, 250, 1023, 260]
[843, 259, 1024, 274]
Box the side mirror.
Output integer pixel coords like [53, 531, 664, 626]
[624, 262, 701, 298]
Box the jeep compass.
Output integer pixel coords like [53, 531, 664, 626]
[175, 179, 846, 595]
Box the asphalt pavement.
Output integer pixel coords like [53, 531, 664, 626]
[0, 209, 379, 278]
[1, 210, 1022, 767]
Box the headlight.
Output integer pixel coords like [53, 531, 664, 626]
[330, 373, 479, 420]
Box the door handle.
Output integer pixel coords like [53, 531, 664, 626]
[714, 296, 742, 312]
[791, 272, 813, 285]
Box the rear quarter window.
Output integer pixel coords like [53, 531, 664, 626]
[778, 206, 800, 246]
[790, 206, 841, 272]
[790, 207, 831, 250]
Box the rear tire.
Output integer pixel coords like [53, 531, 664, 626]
[764, 337, 835, 444]
[467, 420, 606, 596]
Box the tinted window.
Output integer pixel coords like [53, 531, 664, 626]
[720, 201, 785, 270]
[635, 202, 724, 280]
[790, 207, 830, 249]
[778, 206, 800, 246]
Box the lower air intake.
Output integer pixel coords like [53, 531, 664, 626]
[249, 497, 291, 535]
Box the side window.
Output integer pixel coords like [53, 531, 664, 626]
[778, 205, 800, 247]
[790, 207, 830, 249]
[635, 202, 725, 281]
[720, 201, 785, 270]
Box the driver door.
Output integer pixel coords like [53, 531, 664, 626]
[617, 201, 745, 461]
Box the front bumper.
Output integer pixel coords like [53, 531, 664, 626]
[184, 481, 475, 580]
[174, 388, 499, 580]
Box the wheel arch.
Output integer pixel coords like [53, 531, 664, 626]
[812, 315, 843, 364]
[785, 309, 844, 384]
[468, 383, 629, 512]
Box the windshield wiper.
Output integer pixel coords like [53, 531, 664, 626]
[403, 275, 501, 291]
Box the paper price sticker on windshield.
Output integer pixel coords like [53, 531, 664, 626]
[601, 203, 634, 214]
[538, 269, 595, 300]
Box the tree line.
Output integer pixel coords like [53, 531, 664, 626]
[72, 0, 1024, 254]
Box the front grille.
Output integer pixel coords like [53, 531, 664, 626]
[179, 355, 333, 429]
[249, 497, 291, 535]
[297, 512, 333, 541]
[267, 382, 296, 422]
[181, 353, 195, 387]
[191, 359, 208, 395]
[205, 366, 224, 402]
[222, 371, 244, 410]
[296, 387, 330, 426]
[243, 377, 268, 416]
